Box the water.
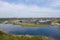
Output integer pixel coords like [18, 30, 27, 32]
[0, 24, 60, 40]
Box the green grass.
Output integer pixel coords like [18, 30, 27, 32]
[7, 21, 51, 27]
[19, 23, 51, 27]
[0, 30, 50, 40]
[0, 21, 2, 24]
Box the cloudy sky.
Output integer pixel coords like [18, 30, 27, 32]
[0, 0, 60, 18]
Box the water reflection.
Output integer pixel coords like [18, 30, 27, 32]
[0, 24, 60, 40]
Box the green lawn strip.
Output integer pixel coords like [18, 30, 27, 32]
[7, 22, 51, 27]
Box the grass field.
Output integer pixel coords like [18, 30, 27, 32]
[7, 21, 51, 27]
[0, 30, 52, 40]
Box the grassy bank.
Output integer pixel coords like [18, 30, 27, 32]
[7, 21, 51, 27]
[19, 23, 51, 27]
[0, 30, 54, 40]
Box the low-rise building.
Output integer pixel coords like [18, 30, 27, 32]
[14, 19, 52, 24]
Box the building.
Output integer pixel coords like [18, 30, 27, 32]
[18, 19, 52, 24]
[37, 19, 52, 24]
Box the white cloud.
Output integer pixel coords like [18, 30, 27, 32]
[0, 1, 60, 18]
[50, 0, 60, 7]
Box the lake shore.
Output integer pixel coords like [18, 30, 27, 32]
[7, 21, 51, 27]
[52, 22, 60, 26]
[0, 30, 56, 40]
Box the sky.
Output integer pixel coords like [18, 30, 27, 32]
[0, 0, 60, 18]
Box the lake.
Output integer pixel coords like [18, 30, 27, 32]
[0, 24, 60, 40]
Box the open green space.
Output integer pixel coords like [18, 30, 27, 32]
[7, 21, 51, 27]
[0, 30, 51, 40]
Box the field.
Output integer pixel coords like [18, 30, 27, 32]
[0, 30, 52, 40]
